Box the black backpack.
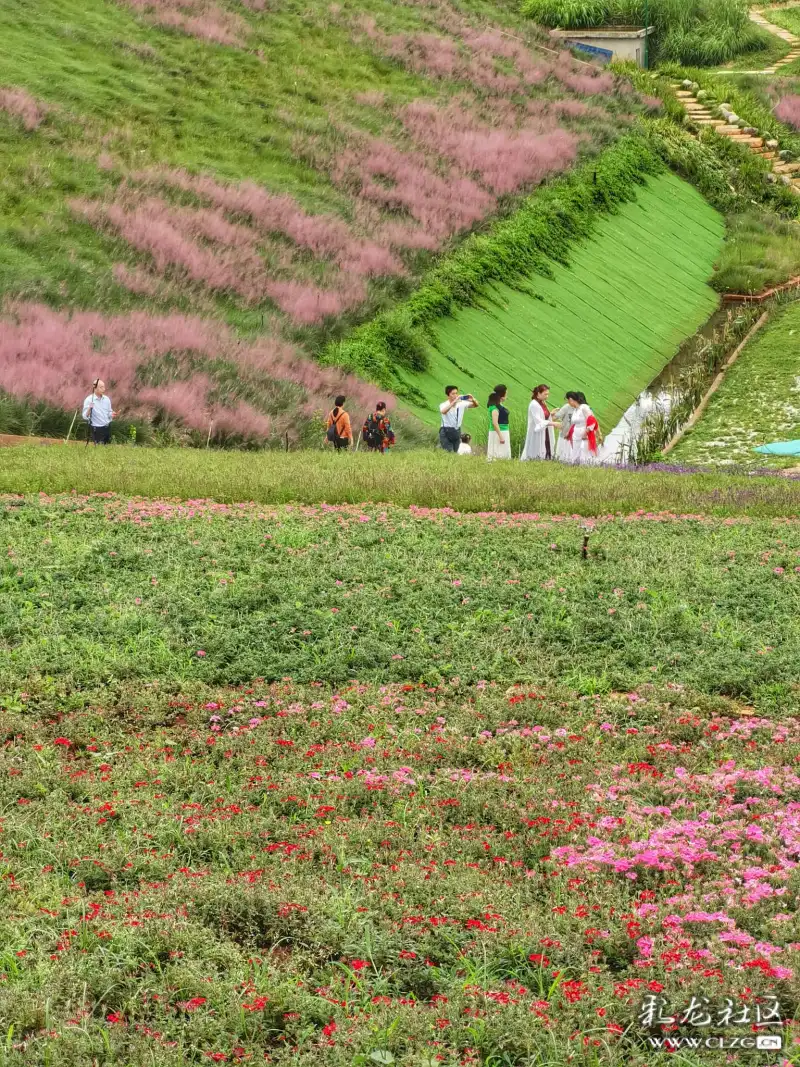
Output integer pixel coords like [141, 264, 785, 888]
[326, 410, 343, 444]
[364, 414, 384, 449]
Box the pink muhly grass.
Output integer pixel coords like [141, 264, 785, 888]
[0, 300, 388, 438]
[123, 0, 247, 46]
[401, 100, 578, 194]
[334, 137, 494, 239]
[97, 152, 116, 170]
[112, 262, 162, 296]
[72, 197, 258, 298]
[0, 87, 46, 131]
[264, 278, 367, 324]
[551, 52, 615, 96]
[139, 168, 405, 277]
[775, 94, 800, 131]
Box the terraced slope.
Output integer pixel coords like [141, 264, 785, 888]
[404, 171, 724, 441]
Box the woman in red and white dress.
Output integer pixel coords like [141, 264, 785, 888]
[564, 392, 601, 465]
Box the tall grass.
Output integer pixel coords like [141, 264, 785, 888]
[522, 0, 762, 66]
[2, 446, 799, 517]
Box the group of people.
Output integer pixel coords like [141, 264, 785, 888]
[439, 384, 601, 464]
[325, 385, 601, 462]
[325, 395, 396, 453]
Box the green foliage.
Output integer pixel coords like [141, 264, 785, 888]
[412, 171, 723, 439]
[672, 296, 800, 468]
[712, 209, 800, 294]
[3, 495, 800, 695]
[630, 305, 762, 462]
[2, 445, 800, 517]
[325, 135, 664, 395]
[522, 0, 762, 66]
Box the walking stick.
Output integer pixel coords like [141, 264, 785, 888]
[355, 430, 362, 453]
[84, 378, 99, 447]
[64, 409, 79, 444]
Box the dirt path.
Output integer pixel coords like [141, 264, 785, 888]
[0, 433, 81, 448]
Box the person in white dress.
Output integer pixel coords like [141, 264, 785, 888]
[521, 384, 555, 461]
[553, 391, 579, 463]
[487, 384, 512, 461]
[563, 392, 601, 465]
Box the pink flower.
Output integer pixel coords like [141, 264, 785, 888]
[196, 650, 206, 657]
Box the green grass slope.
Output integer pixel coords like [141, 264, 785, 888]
[404, 171, 724, 439]
[672, 299, 800, 469]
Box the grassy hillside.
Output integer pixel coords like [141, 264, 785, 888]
[0, 0, 642, 445]
[406, 170, 723, 440]
[672, 299, 800, 469]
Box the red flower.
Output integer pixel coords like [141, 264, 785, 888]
[350, 959, 368, 971]
[322, 1020, 337, 1036]
[529, 954, 551, 966]
[54, 738, 71, 747]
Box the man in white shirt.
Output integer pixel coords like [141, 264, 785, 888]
[439, 385, 478, 452]
[82, 379, 117, 445]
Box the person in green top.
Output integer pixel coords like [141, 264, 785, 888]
[487, 384, 511, 462]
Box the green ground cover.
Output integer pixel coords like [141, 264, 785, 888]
[406, 172, 723, 441]
[671, 298, 800, 468]
[711, 208, 800, 295]
[1, 496, 799, 705]
[762, 3, 800, 37]
[4, 445, 800, 515]
[3, 675, 800, 1066]
[2, 494, 800, 1064]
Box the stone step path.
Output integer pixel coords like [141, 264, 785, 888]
[717, 4, 800, 74]
[672, 82, 800, 195]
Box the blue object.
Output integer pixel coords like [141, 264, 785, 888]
[571, 42, 614, 63]
[754, 440, 800, 456]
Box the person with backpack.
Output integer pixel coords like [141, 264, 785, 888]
[362, 401, 395, 454]
[325, 394, 352, 451]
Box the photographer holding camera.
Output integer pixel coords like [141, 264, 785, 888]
[439, 385, 478, 453]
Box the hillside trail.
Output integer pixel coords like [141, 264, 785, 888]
[670, 5, 800, 195]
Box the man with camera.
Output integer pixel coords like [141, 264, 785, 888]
[439, 385, 478, 453]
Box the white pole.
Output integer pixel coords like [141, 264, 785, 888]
[206, 420, 213, 449]
[64, 409, 79, 444]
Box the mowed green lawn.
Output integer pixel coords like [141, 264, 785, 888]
[406, 172, 724, 441]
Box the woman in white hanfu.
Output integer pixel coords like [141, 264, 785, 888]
[553, 391, 578, 463]
[520, 383, 556, 462]
[563, 392, 601, 466]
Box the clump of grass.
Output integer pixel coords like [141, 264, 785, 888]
[712, 209, 800, 295]
[671, 296, 800, 468]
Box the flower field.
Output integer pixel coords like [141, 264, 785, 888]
[5, 676, 800, 1066]
[2, 492, 800, 1063]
